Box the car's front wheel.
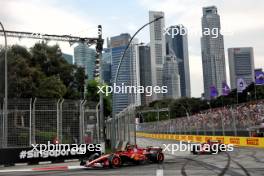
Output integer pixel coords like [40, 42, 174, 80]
[109, 155, 121, 168]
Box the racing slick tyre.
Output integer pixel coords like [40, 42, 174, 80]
[191, 145, 198, 155]
[149, 152, 164, 163]
[109, 155, 121, 168]
[80, 159, 86, 166]
[191, 148, 198, 155]
[156, 152, 164, 163]
[191, 150, 198, 155]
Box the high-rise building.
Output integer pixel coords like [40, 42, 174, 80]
[62, 53, 73, 64]
[201, 6, 226, 99]
[228, 47, 255, 89]
[111, 33, 139, 116]
[165, 25, 191, 97]
[163, 56, 181, 99]
[102, 48, 112, 85]
[138, 45, 152, 105]
[149, 11, 166, 100]
[133, 41, 141, 107]
[74, 43, 96, 80]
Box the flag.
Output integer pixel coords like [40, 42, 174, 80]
[255, 70, 264, 85]
[237, 78, 247, 93]
[222, 81, 230, 96]
[210, 85, 218, 98]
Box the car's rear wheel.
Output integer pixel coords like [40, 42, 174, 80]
[156, 152, 164, 163]
[191, 145, 198, 155]
[149, 152, 164, 163]
[192, 150, 198, 155]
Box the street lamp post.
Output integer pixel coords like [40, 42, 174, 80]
[113, 17, 163, 143]
[95, 25, 104, 142]
[114, 16, 163, 84]
[0, 22, 7, 148]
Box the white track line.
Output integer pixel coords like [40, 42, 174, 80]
[0, 165, 86, 173]
[0, 169, 33, 172]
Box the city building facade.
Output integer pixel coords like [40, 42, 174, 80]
[138, 45, 152, 105]
[165, 25, 191, 97]
[201, 6, 227, 99]
[228, 47, 255, 89]
[74, 43, 96, 80]
[163, 56, 181, 99]
[110, 33, 139, 116]
[62, 53, 73, 64]
[149, 11, 166, 100]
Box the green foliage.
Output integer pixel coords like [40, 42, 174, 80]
[85, 80, 112, 117]
[37, 76, 67, 98]
[36, 131, 57, 142]
[103, 94, 112, 117]
[86, 79, 100, 102]
[0, 42, 86, 99]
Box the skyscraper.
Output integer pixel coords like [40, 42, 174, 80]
[102, 48, 112, 85]
[165, 25, 191, 97]
[163, 56, 181, 99]
[228, 47, 255, 89]
[111, 33, 139, 116]
[62, 53, 73, 64]
[138, 45, 152, 105]
[74, 43, 96, 80]
[201, 6, 226, 99]
[149, 11, 166, 100]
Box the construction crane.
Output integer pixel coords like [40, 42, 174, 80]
[0, 27, 104, 79]
[0, 29, 102, 46]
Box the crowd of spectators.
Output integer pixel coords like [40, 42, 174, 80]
[139, 100, 264, 134]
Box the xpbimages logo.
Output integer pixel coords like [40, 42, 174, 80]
[163, 141, 234, 154]
[19, 142, 102, 159]
[97, 83, 168, 96]
[163, 25, 233, 39]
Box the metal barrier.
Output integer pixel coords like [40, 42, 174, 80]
[137, 100, 264, 137]
[0, 99, 98, 148]
[106, 105, 136, 149]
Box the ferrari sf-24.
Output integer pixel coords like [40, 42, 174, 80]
[80, 143, 164, 168]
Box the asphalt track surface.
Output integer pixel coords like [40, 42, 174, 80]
[1, 137, 264, 176]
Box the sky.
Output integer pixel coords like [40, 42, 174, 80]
[0, 0, 264, 97]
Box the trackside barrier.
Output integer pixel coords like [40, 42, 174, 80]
[106, 105, 136, 149]
[136, 132, 264, 148]
[0, 144, 101, 165]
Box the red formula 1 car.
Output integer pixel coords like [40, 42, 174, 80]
[191, 140, 223, 155]
[80, 143, 164, 168]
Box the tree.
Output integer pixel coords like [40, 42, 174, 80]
[0, 43, 86, 99]
[37, 76, 66, 98]
[85, 80, 112, 117]
[86, 80, 100, 102]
